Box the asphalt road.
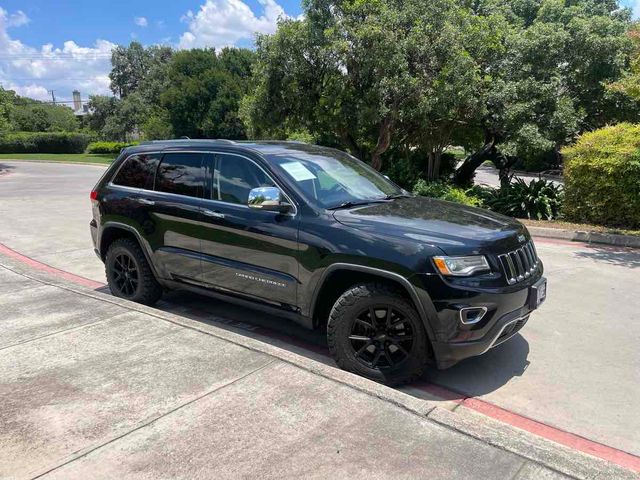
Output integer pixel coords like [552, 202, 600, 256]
[1, 160, 638, 457]
[474, 163, 564, 188]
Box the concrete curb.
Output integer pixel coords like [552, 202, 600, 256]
[1, 254, 637, 479]
[529, 226, 640, 249]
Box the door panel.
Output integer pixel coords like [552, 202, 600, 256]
[199, 153, 300, 307]
[140, 152, 206, 282]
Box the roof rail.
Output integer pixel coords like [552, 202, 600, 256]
[139, 139, 236, 145]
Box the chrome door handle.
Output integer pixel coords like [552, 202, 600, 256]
[137, 198, 155, 206]
[203, 209, 225, 219]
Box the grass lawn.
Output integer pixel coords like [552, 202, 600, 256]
[0, 153, 115, 164]
[521, 219, 640, 237]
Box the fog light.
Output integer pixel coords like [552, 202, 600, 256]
[459, 306, 488, 325]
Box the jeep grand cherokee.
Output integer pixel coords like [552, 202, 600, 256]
[90, 140, 546, 385]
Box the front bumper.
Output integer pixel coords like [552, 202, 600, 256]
[413, 267, 545, 369]
[431, 307, 532, 369]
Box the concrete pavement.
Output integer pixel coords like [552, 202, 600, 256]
[1, 253, 635, 479]
[0, 159, 639, 474]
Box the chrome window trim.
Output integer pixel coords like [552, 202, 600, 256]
[107, 149, 298, 217]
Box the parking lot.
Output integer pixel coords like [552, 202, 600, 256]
[1, 160, 639, 462]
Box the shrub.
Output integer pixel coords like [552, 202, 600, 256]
[562, 123, 640, 228]
[483, 178, 564, 220]
[413, 179, 483, 207]
[0, 132, 91, 154]
[87, 141, 139, 154]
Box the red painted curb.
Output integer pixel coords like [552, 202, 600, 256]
[0, 243, 105, 290]
[461, 397, 640, 472]
[1, 241, 638, 472]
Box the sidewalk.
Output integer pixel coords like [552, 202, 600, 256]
[0, 254, 636, 480]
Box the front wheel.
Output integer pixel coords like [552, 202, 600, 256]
[327, 282, 429, 386]
[105, 238, 162, 305]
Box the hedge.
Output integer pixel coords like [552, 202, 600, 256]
[562, 123, 640, 228]
[0, 132, 92, 154]
[87, 141, 139, 154]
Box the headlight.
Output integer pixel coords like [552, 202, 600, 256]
[433, 255, 490, 276]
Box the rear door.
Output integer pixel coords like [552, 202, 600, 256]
[137, 151, 206, 283]
[199, 152, 300, 307]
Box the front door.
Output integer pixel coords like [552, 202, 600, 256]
[199, 152, 299, 308]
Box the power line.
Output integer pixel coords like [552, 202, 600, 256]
[0, 54, 112, 59]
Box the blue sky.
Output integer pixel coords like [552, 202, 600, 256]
[0, 0, 637, 105]
[0, 0, 303, 104]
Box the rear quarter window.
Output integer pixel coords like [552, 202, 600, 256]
[112, 154, 160, 190]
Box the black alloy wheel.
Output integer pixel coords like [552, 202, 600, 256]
[112, 252, 139, 297]
[105, 237, 163, 305]
[348, 305, 414, 369]
[327, 282, 429, 386]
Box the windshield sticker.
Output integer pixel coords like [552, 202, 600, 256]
[281, 162, 316, 182]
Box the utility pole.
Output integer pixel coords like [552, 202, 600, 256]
[48, 90, 56, 105]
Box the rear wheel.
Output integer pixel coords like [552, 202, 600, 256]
[327, 282, 429, 386]
[105, 238, 162, 305]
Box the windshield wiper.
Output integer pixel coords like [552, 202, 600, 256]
[327, 199, 388, 210]
[383, 193, 412, 200]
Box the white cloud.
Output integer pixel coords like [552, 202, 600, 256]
[7, 10, 29, 27]
[0, 8, 115, 103]
[134, 16, 148, 27]
[178, 0, 286, 49]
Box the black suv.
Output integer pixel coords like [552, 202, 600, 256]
[90, 140, 546, 385]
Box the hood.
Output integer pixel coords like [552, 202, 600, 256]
[332, 196, 528, 255]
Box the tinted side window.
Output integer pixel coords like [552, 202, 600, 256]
[112, 154, 160, 189]
[215, 154, 274, 205]
[155, 153, 204, 198]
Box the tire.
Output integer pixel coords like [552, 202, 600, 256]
[327, 282, 429, 386]
[105, 238, 162, 306]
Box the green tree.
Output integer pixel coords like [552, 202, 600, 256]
[246, 0, 504, 178]
[160, 48, 254, 139]
[10, 103, 77, 132]
[454, 0, 635, 184]
[0, 88, 13, 133]
[86, 95, 119, 134]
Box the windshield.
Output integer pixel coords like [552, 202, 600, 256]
[267, 148, 405, 209]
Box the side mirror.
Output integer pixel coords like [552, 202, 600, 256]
[248, 187, 292, 213]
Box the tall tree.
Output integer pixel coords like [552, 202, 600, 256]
[160, 48, 255, 139]
[246, 0, 504, 178]
[454, 0, 635, 184]
[109, 42, 173, 99]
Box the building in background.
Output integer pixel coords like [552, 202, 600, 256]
[72, 90, 89, 116]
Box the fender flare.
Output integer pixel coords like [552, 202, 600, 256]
[309, 263, 438, 343]
[99, 222, 161, 280]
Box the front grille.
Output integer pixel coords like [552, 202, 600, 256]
[498, 240, 539, 285]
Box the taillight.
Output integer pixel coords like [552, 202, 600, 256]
[90, 190, 98, 202]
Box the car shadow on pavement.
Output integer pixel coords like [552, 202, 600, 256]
[427, 334, 531, 397]
[573, 245, 640, 269]
[143, 289, 531, 401]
